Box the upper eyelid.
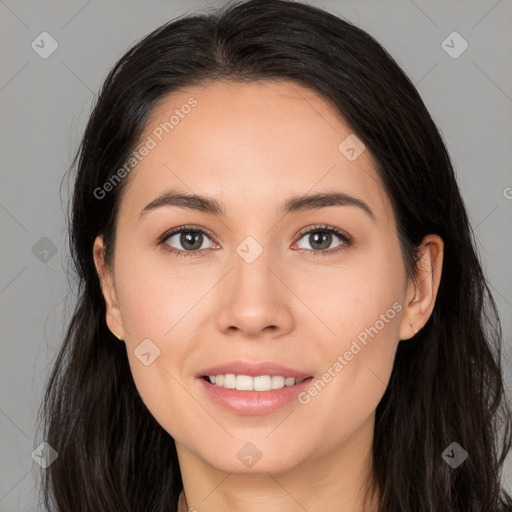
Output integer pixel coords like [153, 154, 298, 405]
[296, 224, 350, 238]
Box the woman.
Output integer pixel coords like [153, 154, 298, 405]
[38, 0, 512, 510]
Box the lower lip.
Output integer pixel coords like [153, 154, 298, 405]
[196, 376, 314, 415]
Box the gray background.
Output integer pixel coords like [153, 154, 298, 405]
[1, 0, 511, 509]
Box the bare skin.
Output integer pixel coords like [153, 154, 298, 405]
[93, 80, 443, 512]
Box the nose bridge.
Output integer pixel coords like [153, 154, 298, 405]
[232, 233, 277, 304]
[215, 232, 293, 336]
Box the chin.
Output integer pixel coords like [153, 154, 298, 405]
[198, 440, 310, 476]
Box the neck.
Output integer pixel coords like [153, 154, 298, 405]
[176, 414, 378, 512]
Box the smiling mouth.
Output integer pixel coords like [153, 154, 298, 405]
[201, 374, 314, 392]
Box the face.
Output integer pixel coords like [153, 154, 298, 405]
[94, 80, 442, 476]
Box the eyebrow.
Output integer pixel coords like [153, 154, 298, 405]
[139, 188, 375, 221]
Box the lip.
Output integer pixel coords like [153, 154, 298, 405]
[196, 361, 313, 379]
[197, 375, 315, 415]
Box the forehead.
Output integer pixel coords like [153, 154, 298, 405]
[119, 80, 391, 223]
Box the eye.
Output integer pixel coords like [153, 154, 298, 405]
[157, 224, 353, 259]
[158, 225, 217, 258]
[293, 224, 352, 257]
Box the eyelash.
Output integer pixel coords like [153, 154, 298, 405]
[157, 224, 353, 259]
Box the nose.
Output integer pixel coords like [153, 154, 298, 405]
[215, 247, 294, 339]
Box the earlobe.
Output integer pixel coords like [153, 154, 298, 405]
[399, 234, 444, 341]
[92, 235, 126, 341]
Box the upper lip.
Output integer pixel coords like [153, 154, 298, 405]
[197, 361, 313, 379]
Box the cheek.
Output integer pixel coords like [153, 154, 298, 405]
[301, 245, 405, 354]
[297, 247, 404, 419]
[308, 285, 401, 411]
[295, 300, 402, 455]
[113, 238, 187, 337]
[111, 249, 194, 421]
[118, 280, 194, 438]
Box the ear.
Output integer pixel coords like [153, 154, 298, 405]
[399, 234, 444, 341]
[92, 235, 126, 341]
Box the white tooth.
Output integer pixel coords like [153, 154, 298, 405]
[235, 375, 254, 391]
[223, 374, 236, 389]
[210, 374, 301, 391]
[271, 376, 285, 389]
[253, 375, 272, 391]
